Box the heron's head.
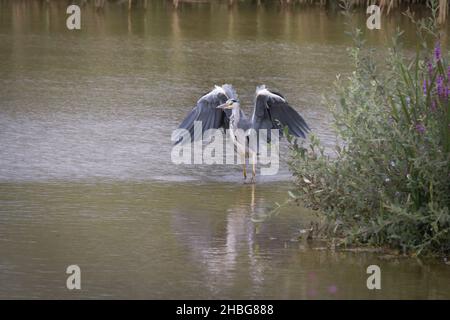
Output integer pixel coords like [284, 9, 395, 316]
[217, 99, 239, 110]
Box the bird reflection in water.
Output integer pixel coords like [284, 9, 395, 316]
[170, 184, 270, 293]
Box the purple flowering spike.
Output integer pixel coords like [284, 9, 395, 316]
[427, 61, 433, 75]
[423, 79, 428, 96]
[415, 123, 426, 134]
[434, 42, 441, 61]
[431, 100, 437, 112]
[437, 76, 444, 98]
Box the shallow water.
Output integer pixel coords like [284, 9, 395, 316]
[0, 0, 449, 299]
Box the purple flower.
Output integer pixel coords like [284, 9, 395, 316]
[434, 42, 441, 61]
[431, 100, 437, 112]
[437, 76, 444, 97]
[423, 79, 428, 95]
[415, 123, 426, 134]
[427, 60, 433, 75]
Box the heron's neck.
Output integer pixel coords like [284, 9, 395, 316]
[230, 105, 241, 124]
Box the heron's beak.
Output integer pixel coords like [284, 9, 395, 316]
[217, 103, 228, 109]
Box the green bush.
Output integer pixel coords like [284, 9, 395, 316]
[288, 3, 450, 256]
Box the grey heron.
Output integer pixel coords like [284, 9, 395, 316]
[174, 84, 309, 182]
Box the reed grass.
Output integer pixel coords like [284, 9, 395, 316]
[47, 0, 450, 22]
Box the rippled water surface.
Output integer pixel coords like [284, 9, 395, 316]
[0, 0, 449, 299]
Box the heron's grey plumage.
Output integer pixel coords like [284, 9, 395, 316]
[174, 85, 239, 145]
[174, 84, 309, 181]
[252, 85, 310, 140]
[175, 84, 309, 142]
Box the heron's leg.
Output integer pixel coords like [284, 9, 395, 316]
[251, 152, 256, 183]
[240, 153, 247, 180]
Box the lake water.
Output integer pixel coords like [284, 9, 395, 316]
[0, 0, 449, 299]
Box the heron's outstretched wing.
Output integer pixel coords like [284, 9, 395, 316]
[251, 85, 309, 140]
[173, 84, 237, 144]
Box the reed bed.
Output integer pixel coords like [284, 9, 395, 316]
[25, 0, 448, 22]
